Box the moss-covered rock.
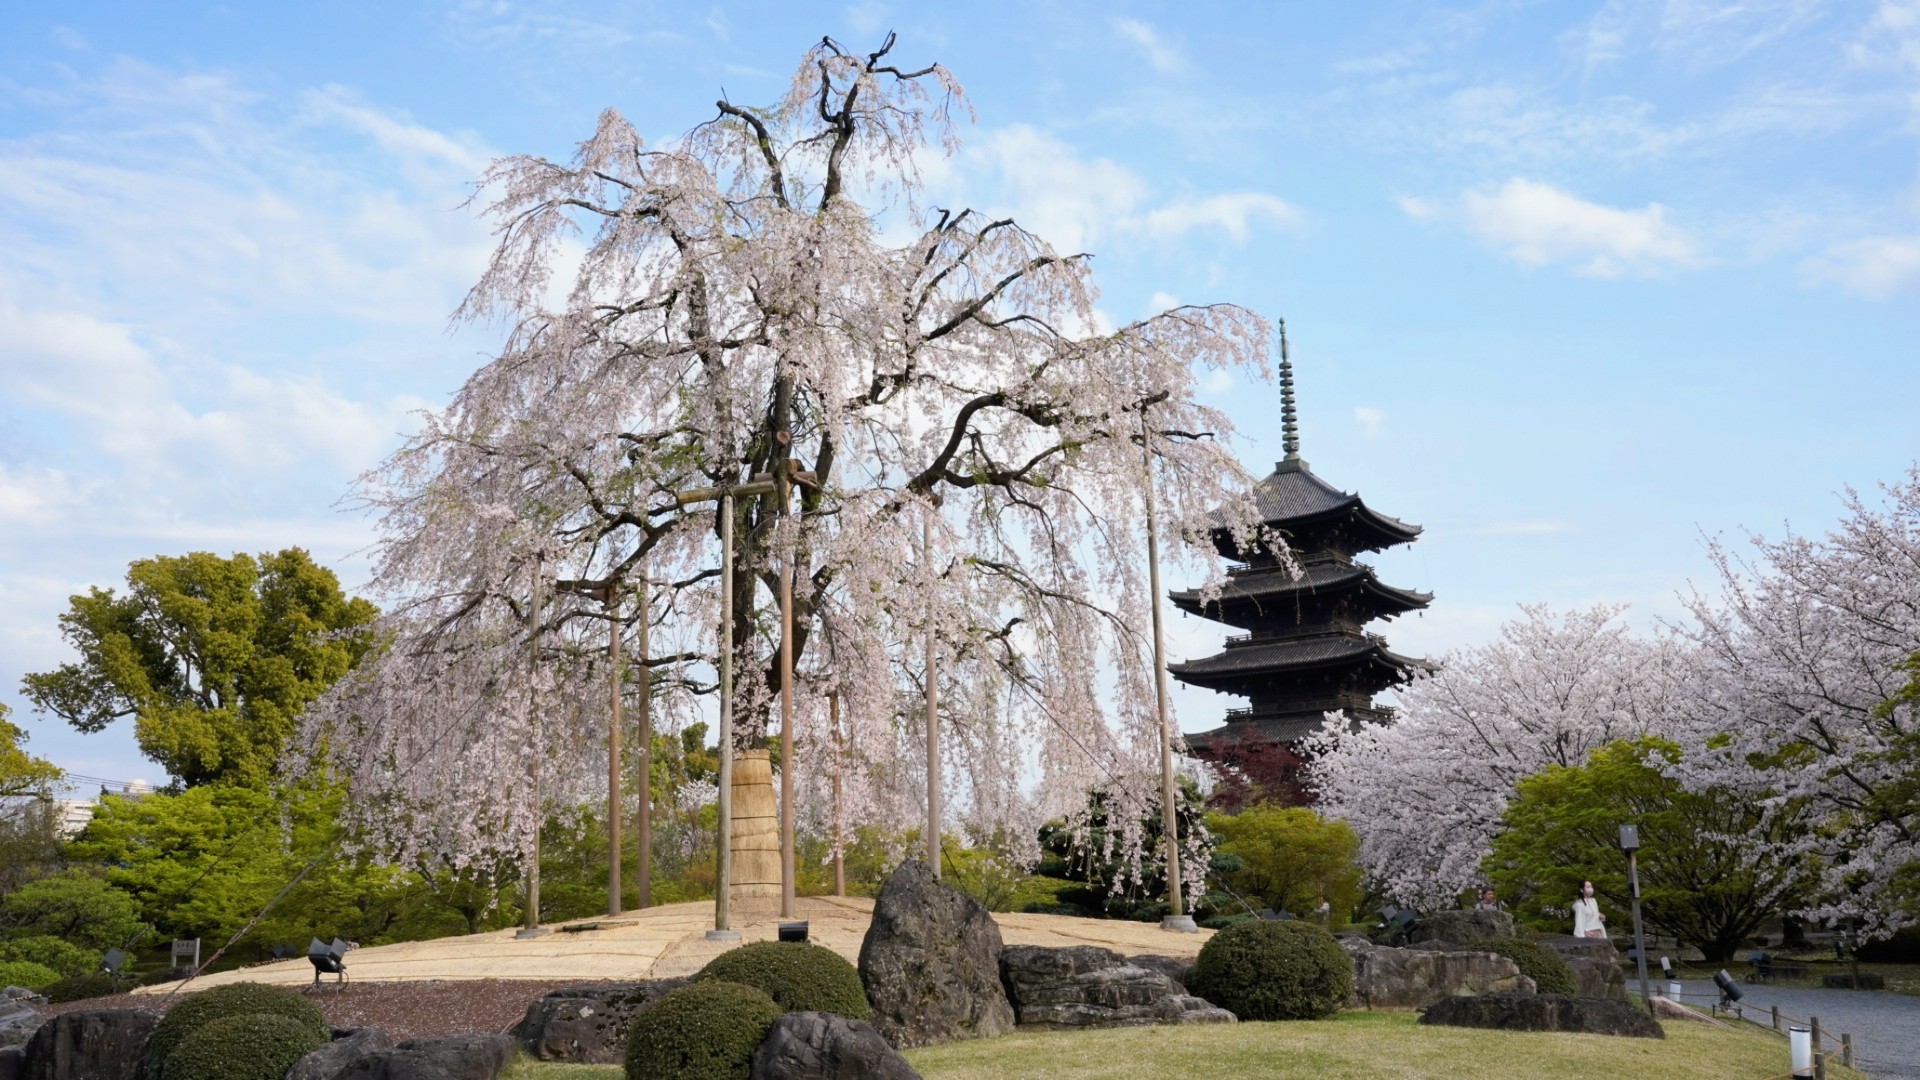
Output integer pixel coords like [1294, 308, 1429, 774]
[624, 980, 783, 1080]
[1189, 919, 1353, 1021]
[149, 981, 328, 1074]
[694, 941, 870, 1020]
[163, 1013, 327, 1080]
[1478, 936, 1577, 996]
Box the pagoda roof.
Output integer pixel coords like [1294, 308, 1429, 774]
[1170, 560, 1432, 615]
[1217, 459, 1421, 554]
[1169, 634, 1429, 685]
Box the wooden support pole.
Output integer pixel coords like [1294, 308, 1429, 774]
[714, 493, 735, 935]
[1812, 1015, 1822, 1053]
[830, 690, 845, 898]
[778, 473, 797, 919]
[523, 554, 544, 934]
[1140, 409, 1184, 925]
[924, 503, 941, 878]
[636, 575, 652, 909]
[1772, 1005, 1781, 1031]
[607, 586, 622, 917]
[1841, 1033, 1853, 1069]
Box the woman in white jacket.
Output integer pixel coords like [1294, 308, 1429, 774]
[1572, 879, 1607, 938]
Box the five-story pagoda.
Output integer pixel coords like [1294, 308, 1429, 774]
[1171, 326, 1431, 760]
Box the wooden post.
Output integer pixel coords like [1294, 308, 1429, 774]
[923, 503, 940, 878]
[1815, 1051, 1827, 1080]
[636, 574, 651, 909]
[523, 553, 544, 934]
[607, 584, 622, 917]
[1140, 408, 1185, 927]
[831, 690, 845, 898]
[714, 493, 734, 935]
[1841, 1033, 1853, 1068]
[1772, 1004, 1781, 1031]
[1812, 1016, 1822, 1053]
[778, 472, 796, 919]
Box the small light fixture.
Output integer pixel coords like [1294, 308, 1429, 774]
[778, 921, 809, 943]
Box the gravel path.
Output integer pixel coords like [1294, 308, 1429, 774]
[1678, 979, 1920, 1078]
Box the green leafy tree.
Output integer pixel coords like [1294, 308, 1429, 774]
[1207, 805, 1364, 924]
[0, 870, 146, 951]
[1486, 737, 1814, 962]
[1, 702, 63, 798]
[22, 549, 379, 788]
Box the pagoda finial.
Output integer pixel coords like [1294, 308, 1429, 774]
[1279, 319, 1301, 463]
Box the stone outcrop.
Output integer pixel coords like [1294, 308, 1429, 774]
[341, 1034, 515, 1080]
[20, 1008, 160, 1080]
[1536, 935, 1628, 1000]
[1341, 938, 1536, 1010]
[998, 946, 1232, 1029]
[1652, 996, 1727, 1027]
[0, 1003, 39, 1049]
[1406, 909, 1515, 946]
[0, 1046, 22, 1080]
[1419, 992, 1664, 1038]
[749, 1012, 925, 1080]
[287, 1027, 394, 1080]
[858, 861, 1016, 1049]
[510, 978, 690, 1063]
[1124, 954, 1195, 991]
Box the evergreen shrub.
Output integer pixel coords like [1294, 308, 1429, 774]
[40, 972, 115, 1003]
[1188, 918, 1353, 1020]
[625, 980, 783, 1080]
[163, 1013, 326, 1080]
[693, 940, 870, 1019]
[149, 981, 328, 1073]
[0, 960, 60, 991]
[1478, 936, 1577, 995]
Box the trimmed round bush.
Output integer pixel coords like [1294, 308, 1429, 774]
[40, 971, 116, 1003]
[625, 980, 783, 1080]
[163, 1013, 326, 1080]
[1189, 919, 1353, 1021]
[149, 981, 329, 1074]
[692, 940, 871, 1019]
[0, 960, 61, 991]
[1478, 936, 1577, 995]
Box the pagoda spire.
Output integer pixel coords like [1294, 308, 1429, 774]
[1278, 319, 1302, 465]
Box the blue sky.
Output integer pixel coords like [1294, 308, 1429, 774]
[3, 1, 1916, 788]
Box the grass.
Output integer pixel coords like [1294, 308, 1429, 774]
[498, 1008, 1870, 1080]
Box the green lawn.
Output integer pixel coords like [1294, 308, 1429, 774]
[501, 1009, 1869, 1080]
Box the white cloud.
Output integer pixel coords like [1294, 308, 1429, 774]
[1112, 17, 1185, 74]
[0, 468, 80, 527]
[1416, 179, 1701, 277]
[1568, 0, 1827, 72]
[1354, 406, 1385, 437]
[1802, 234, 1920, 295]
[930, 124, 1298, 253]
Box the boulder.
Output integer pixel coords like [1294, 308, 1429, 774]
[998, 946, 1232, 1029]
[1537, 934, 1620, 965]
[20, 1008, 160, 1080]
[0, 1004, 39, 1048]
[1341, 938, 1537, 1010]
[0, 991, 43, 1007]
[510, 978, 689, 1063]
[749, 1012, 924, 1080]
[1406, 910, 1515, 946]
[1124, 954, 1195, 991]
[341, 1034, 515, 1080]
[1652, 996, 1727, 1027]
[1566, 956, 1628, 1000]
[1419, 993, 1664, 1038]
[858, 861, 1016, 1049]
[288, 1027, 394, 1080]
[0, 1046, 22, 1080]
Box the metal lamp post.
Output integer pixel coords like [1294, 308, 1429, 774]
[1620, 824, 1653, 1014]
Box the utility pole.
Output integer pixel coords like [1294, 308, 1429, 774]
[830, 689, 845, 897]
[1141, 408, 1194, 932]
[924, 502, 941, 878]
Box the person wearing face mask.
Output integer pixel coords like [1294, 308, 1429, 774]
[1572, 879, 1607, 938]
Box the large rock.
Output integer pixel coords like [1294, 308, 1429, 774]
[341, 1034, 515, 1080]
[0, 1004, 39, 1049]
[749, 1012, 924, 1080]
[859, 861, 1016, 1049]
[1420, 993, 1664, 1038]
[510, 979, 689, 1063]
[20, 1008, 160, 1080]
[1341, 938, 1537, 1010]
[1406, 909, 1515, 946]
[1535, 935, 1628, 1000]
[0, 991, 43, 1008]
[1652, 996, 1727, 1027]
[1124, 954, 1195, 991]
[1537, 935, 1619, 965]
[0, 1046, 22, 1080]
[288, 1028, 394, 1080]
[999, 946, 1232, 1029]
